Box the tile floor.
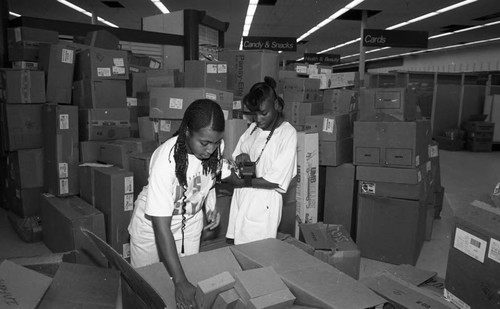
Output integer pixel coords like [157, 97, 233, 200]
[1, 149, 499, 281]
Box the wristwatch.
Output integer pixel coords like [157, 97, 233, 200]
[244, 175, 252, 187]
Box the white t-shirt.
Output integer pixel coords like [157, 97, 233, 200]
[128, 136, 221, 241]
[226, 121, 297, 244]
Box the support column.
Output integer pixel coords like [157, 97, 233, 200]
[358, 10, 367, 88]
[183, 10, 200, 61]
[0, 0, 10, 67]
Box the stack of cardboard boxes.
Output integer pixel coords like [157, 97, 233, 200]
[353, 87, 436, 265]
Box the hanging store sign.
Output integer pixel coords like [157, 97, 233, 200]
[363, 29, 429, 49]
[242, 36, 297, 51]
[303, 53, 341, 65]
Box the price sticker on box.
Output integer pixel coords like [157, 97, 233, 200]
[113, 58, 125, 67]
[60, 179, 69, 195]
[169, 98, 183, 109]
[322, 118, 335, 133]
[97, 68, 111, 77]
[218, 64, 227, 73]
[61, 49, 74, 64]
[360, 181, 376, 194]
[160, 120, 171, 132]
[124, 194, 134, 211]
[59, 114, 69, 130]
[454, 227, 487, 263]
[124, 176, 134, 194]
[206, 64, 218, 74]
[58, 163, 68, 178]
[205, 93, 217, 101]
[113, 66, 126, 75]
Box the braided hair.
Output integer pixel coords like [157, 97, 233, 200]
[173, 99, 225, 187]
[243, 76, 284, 115]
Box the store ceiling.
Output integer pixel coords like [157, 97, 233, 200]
[7, 0, 500, 65]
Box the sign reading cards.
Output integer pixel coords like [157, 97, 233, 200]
[242, 36, 297, 51]
[363, 29, 429, 49]
[304, 53, 341, 65]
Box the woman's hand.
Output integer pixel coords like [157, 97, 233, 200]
[235, 153, 251, 165]
[204, 207, 220, 231]
[174, 279, 198, 309]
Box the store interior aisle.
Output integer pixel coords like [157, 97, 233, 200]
[1, 150, 500, 280]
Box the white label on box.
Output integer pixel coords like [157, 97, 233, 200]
[61, 49, 74, 64]
[454, 227, 487, 263]
[233, 100, 242, 110]
[322, 118, 335, 133]
[113, 66, 126, 75]
[14, 27, 21, 42]
[152, 119, 160, 133]
[123, 243, 131, 258]
[223, 110, 229, 120]
[426, 161, 431, 173]
[113, 58, 124, 67]
[488, 237, 500, 264]
[415, 155, 420, 167]
[58, 163, 68, 178]
[124, 176, 134, 194]
[97, 67, 111, 77]
[59, 114, 69, 130]
[60, 179, 69, 195]
[205, 93, 217, 101]
[295, 65, 307, 74]
[417, 171, 422, 182]
[124, 194, 134, 211]
[218, 64, 227, 73]
[160, 120, 171, 132]
[206, 64, 218, 74]
[169, 98, 183, 109]
[429, 145, 439, 158]
[126, 97, 138, 107]
[360, 181, 376, 194]
[444, 289, 471, 309]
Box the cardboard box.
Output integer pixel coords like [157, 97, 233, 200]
[37, 262, 120, 309]
[129, 152, 154, 200]
[0, 104, 43, 153]
[38, 43, 76, 104]
[295, 132, 319, 238]
[300, 223, 360, 280]
[323, 164, 356, 236]
[128, 52, 161, 73]
[0, 260, 52, 309]
[322, 89, 358, 114]
[0, 69, 46, 103]
[309, 72, 358, 89]
[138, 117, 181, 144]
[7, 27, 59, 62]
[212, 288, 242, 309]
[80, 141, 101, 163]
[75, 47, 129, 80]
[145, 69, 178, 89]
[126, 72, 147, 97]
[43, 104, 79, 197]
[234, 267, 290, 304]
[304, 113, 352, 142]
[356, 163, 428, 200]
[97, 138, 157, 169]
[359, 87, 417, 121]
[318, 137, 353, 166]
[73, 79, 127, 108]
[84, 29, 120, 50]
[219, 50, 279, 98]
[353, 120, 431, 168]
[277, 70, 297, 97]
[94, 166, 134, 259]
[223, 119, 248, 160]
[283, 77, 321, 103]
[5, 179, 43, 217]
[444, 201, 500, 309]
[7, 148, 44, 188]
[283, 101, 324, 126]
[128, 96, 150, 137]
[248, 288, 296, 309]
[356, 194, 426, 265]
[149, 87, 233, 120]
[40, 194, 107, 267]
[79, 108, 131, 141]
[230, 239, 385, 308]
[195, 271, 235, 309]
[11, 61, 39, 70]
[185, 60, 228, 90]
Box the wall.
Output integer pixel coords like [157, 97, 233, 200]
[368, 41, 500, 74]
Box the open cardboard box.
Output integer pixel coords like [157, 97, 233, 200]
[82, 229, 385, 309]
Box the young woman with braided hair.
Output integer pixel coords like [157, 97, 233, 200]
[128, 99, 225, 309]
[224, 77, 297, 245]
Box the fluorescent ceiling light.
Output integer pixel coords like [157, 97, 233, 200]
[240, 0, 259, 50]
[297, 0, 366, 43]
[386, 0, 477, 30]
[429, 20, 500, 39]
[57, 0, 118, 27]
[312, 0, 478, 60]
[9, 11, 21, 17]
[151, 0, 169, 14]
